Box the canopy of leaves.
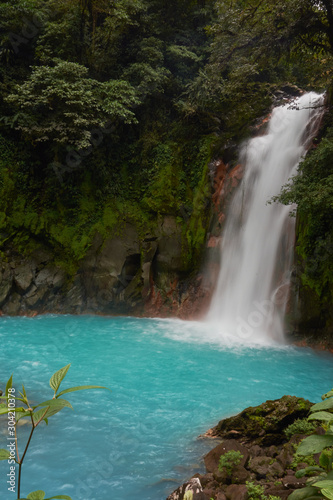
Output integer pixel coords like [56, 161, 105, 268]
[5, 60, 139, 151]
[0, 0, 332, 282]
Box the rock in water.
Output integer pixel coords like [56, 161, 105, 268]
[166, 477, 206, 500]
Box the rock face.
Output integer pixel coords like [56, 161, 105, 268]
[0, 217, 190, 316]
[166, 396, 316, 500]
[0, 214, 218, 317]
[0, 153, 244, 318]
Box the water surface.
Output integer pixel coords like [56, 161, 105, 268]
[0, 315, 332, 500]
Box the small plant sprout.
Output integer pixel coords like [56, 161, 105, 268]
[218, 450, 243, 476]
[0, 364, 110, 500]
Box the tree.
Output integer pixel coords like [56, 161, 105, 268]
[4, 59, 139, 156]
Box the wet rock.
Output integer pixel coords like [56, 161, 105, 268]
[35, 265, 66, 288]
[282, 474, 307, 489]
[213, 468, 229, 484]
[0, 263, 13, 305]
[24, 284, 47, 308]
[2, 292, 21, 315]
[195, 473, 214, 488]
[13, 264, 34, 292]
[267, 445, 279, 457]
[216, 493, 227, 500]
[210, 396, 313, 445]
[204, 440, 250, 473]
[225, 484, 248, 500]
[267, 460, 284, 478]
[166, 477, 205, 500]
[230, 465, 250, 484]
[276, 442, 294, 470]
[248, 456, 272, 479]
[154, 216, 185, 274]
[249, 445, 264, 457]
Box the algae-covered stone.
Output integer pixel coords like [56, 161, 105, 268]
[211, 396, 313, 445]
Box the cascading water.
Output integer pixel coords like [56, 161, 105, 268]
[207, 92, 325, 345]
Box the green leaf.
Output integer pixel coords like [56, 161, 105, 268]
[296, 466, 324, 478]
[32, 407, 50, 425]
[313, 480, 333, 489]
[33, 399, 72, 423]
[320, 450, 333, 470]
[0, 394, 26, 404]
[36, 399, 72, 410]
[27, 491, 46, 500]
[287, 486, 321, 499]
[322, 390, 333, 400]
[297, 434, 333, 456]
[322, 488, 333, 500]
[49, 364, 71, 394]
[20, 384, 28, 403]
[56, 385, 110, 398]
[46, 496, 72, 500]
[5, 374, 13, 397]
[311, 399, 333, 413]
[0, 449, 11, 460]
[16, 410, 32, 422]
[308, 411, 333, 422]
[0, 406, 25, 415]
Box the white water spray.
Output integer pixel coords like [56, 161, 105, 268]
[207, 92, 325, 345]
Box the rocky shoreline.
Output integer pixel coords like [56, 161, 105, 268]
[166, 395, 319, 500]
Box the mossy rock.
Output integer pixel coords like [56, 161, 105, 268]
[211, 396, 313, 446]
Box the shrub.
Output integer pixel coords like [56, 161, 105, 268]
[246, 481, 281, 499]
[284, 418, 317, 439]
[218, 450, 243, 475]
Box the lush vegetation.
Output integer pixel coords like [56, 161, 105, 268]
[289, 387, 333, 500]
[0, 364, 109, 500]
[0, 0, 332, 298]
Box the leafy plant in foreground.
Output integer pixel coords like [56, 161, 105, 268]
[0, 364, 110, 500]
[289, 387, 333, 500]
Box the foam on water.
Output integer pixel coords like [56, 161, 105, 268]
[0, 315, 332, 500]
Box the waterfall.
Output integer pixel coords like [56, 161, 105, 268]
[207, 92, 325, 345]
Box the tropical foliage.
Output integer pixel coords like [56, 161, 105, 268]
[0, 0, 332, 293]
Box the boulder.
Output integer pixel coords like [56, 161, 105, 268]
[248, 456, 272, 479]
[229, 465, 250, 484]
[13, 264, 34, 292]
[225, 484, 248, 500]
[210, 396, 313, 445]
[276, 442, 295, 470]
[282, 475, 307, 489]
[216, 493, 227, 500]
[0, 263, 13, 305]
[166, 477, 205, 500]
[204, 440, 250, 473]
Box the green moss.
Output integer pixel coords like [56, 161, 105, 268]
[291, 453, 317, 469]
[249, 415, 266, 427]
